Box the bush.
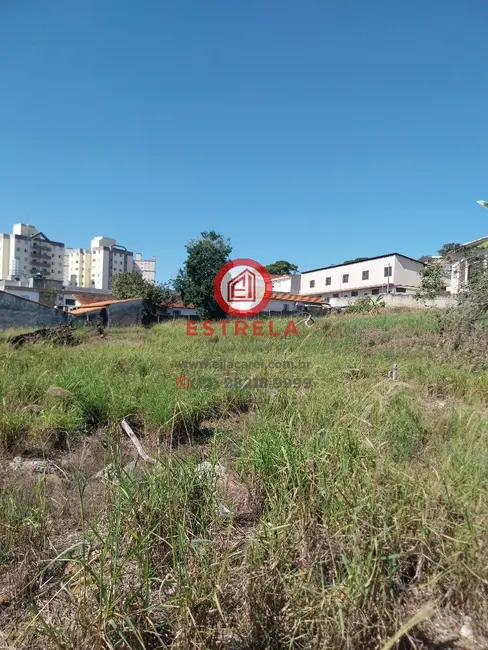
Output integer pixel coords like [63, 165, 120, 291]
[346, 295, 385, 314]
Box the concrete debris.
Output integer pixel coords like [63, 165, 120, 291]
[195, 462, 254, 521]
[8, 325, 77, 348]
[9, 456, 59, 474]
[195, 461, 226, 480]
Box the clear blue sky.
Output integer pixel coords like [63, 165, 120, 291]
[1, 0, 487, 282]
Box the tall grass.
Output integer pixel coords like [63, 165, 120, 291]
[1, 312, 488, 648]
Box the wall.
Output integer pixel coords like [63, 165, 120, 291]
[266, 298, 296, 311]
[330, 292, 456, 309]
[393, 256, 424, 290]
[106, 299, 143, 326]
[0, 291, 68, 328]
[3, 288, 41, 302]
[166, 307, 197, 316]
[272, 276, 292, 292]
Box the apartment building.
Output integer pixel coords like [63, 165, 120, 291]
[0, 223, 64, 281]
[300, 253, 425, 303]
[134, 253, 156, 284]
[65, 236, 135, 291]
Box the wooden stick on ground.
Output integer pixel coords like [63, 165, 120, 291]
[120, 419, 156, 464]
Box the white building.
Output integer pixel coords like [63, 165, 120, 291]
[134, 253, 156, 284]
[270, 274, 302, 293]
[299, 253, 425, 304]
[64, 236, 135, 291]
[0, 223, 65, 282]
[443, 236, 488, 294]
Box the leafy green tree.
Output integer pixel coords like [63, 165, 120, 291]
[438, 242, 461, 258]
[265, 260, 299, 275]
[110, 271, 148, 299]
[418, 255, 433, 264]
[111, 271, 173, 322]
[343, 257, 369, 265]
[416, 264, 445, 300]
[174, 231, 232, 319]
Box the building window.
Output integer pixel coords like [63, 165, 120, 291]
[384, 266, 392, 277]
[283, 303, 289, 311]
[325, 277, 331, 286]
[351, 291, 358, 296]
[332, 293, 339, 298]
[372, 288, 380, 295]
[310, 280, 315, 288]
[343, 274, 349, 283]
[362, 270, 369, 280]
[16, 247, 20, 252]
[65, 298, 76, 306]
[343, 294, 348, 298]
[173, 310, 181, 315]
[396, 287, 406, 293]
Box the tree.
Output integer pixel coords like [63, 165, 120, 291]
[438, 243, 461, 258]
[416, 264, 445, 300]
[343, 257, 369, 265]
[418, 255, 433, 264]
[174, 231, 232, 319]
[265, 260, 299, 275]
[39, 286, 59, 308]
[111, 271, 148, 299]
[111, 271, 173, 323]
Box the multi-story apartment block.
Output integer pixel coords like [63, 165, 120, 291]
[0, 223, 64, 281]
[299, 253, 425, 303]
[64, 236, 135, 291]
[134, 253, 156, 284]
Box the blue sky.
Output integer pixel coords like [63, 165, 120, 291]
[1, 0, 487, 282]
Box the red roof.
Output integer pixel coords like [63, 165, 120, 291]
[73, 293, 112, 306]
[70, 297, 142, 315]
[271, 292, 325, 304]
[168, 301, 195, 309]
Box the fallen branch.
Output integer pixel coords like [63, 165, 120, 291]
[120, 419, 156, 464]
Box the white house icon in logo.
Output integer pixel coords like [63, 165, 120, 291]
[226, 268, 257, 303]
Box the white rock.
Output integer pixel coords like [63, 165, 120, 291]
[460, 618, 473, 638]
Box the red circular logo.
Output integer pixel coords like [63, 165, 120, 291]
[214, 258, 272, 316]
[176, 375, 190, 390]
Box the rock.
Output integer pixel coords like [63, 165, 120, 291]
[195, 461, 226, 480]
[46, 386, 73, 398]
[9, 457, 58, 474]
[195, 462, 254, 520]
[460, 617, 473, 638]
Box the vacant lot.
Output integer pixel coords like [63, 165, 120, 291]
[1, 312, 487, 649]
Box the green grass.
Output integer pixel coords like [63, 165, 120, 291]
[1, 312, 488, 648]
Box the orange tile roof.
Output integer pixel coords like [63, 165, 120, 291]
[271, 292, 325, 304]
[167, 301, 195, 309]
[70, 306, 106, 316]
[70, 297, 142, 314]
[73, 293, 112, 306]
